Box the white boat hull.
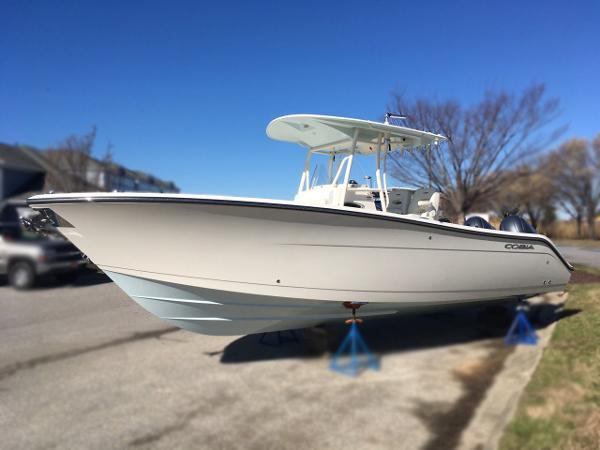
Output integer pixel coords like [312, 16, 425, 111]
[29, 193, 572, 335]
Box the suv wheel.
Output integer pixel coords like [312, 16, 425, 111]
[8, 261, 36, 290]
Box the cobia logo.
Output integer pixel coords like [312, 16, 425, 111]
[505, 243, 534, 250]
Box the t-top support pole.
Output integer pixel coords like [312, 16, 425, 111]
[327, 152, 335, 184]
[339, 128, 359, 206]
[382, 135, 390, 210]
[375, 133, 386, 212]
[297, 148, 313, 194]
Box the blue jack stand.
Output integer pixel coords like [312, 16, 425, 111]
[504, 302, 538, 346]
[330, 303, 379, 377]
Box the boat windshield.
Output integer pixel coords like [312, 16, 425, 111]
[307, 153, 376, 188]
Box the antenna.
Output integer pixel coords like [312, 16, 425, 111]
[384, 112, 407, 125]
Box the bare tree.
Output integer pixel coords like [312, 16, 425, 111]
[491, 162, 555, 230]
[591, 134, 600, 238]
[549, 137, 600, 239]
[44, 127, 110, 193]
[388, 84, 563, 220]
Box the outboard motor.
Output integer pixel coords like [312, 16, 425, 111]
[464, 216, 495, 230]
[500, 215, 536, 234]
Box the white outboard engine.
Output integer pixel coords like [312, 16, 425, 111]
[500, 215, 536, 233]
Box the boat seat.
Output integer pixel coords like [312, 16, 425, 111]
[386, 188, 413, 214]
[407, 188, 440, 220]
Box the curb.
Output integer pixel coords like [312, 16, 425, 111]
[457, 293, 566, 450]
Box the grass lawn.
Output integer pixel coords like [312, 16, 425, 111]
[499, 266, 600, 450]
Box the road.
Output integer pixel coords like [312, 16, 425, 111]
[0, 272, 564, 450]
[558, 244, 600, 269]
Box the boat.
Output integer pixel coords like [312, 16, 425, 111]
[27, 114, 573, 335]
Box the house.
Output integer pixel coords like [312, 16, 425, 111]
[0, 144, 47, 201]
[0, 143, 180, 202]
[43, 149, 180, 194]
[87, 159, 180, 193]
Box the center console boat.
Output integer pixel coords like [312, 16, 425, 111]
[27, 114, 572, 335]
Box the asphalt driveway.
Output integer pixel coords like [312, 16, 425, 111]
[0, 272, 567, 450]
[558, 244, 600, 269]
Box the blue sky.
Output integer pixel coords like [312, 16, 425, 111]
[1, 0, 599, 199]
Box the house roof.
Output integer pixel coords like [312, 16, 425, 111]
[0, 144, 47, 172]
[0, 143, 179, 193]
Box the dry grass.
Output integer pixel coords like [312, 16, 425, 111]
[487, 218, 600, 241]
[548, 221, 600, 240]
[499, 268, 600, 450]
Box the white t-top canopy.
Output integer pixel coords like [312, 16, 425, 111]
[266, 114, 447, 155]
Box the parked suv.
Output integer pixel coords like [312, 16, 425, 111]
[0, 200, 86, 289]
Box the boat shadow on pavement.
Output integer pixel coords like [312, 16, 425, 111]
[218, 302, 580, 364]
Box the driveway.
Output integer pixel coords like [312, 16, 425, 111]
[558, 244, 600, 268]
[0, 272, 567, 450]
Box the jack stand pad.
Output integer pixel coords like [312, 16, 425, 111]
[504, 303, 538, 346]
[330, 321, 379, 377]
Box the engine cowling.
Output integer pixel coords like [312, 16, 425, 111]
[500, 215, 536, 233]
[464, 216, 495, 230]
